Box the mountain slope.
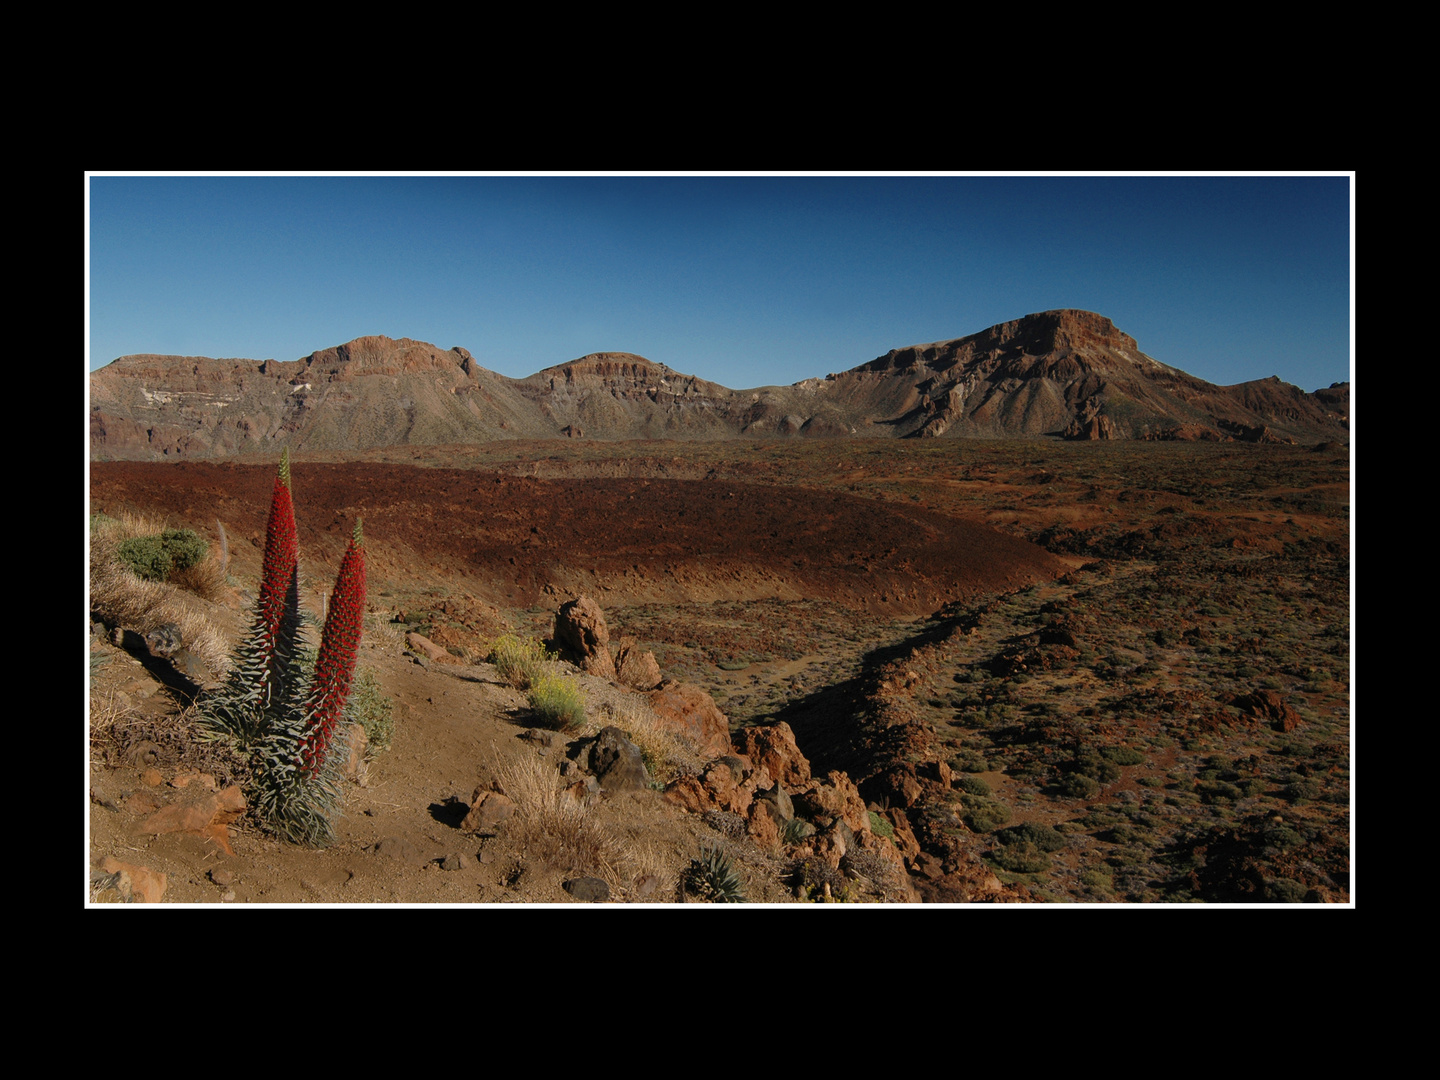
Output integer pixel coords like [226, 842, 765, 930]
[89, 312, 1349, 460]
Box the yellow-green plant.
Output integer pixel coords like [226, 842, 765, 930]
[527, 673, 586, 730]
[490, 633, 552, 689]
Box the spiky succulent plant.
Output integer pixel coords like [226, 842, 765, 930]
[250, 518, 366, 846]
[201, 449, 304, 743]
[683, 844, 747, 903]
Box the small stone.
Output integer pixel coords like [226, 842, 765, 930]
[442, 853, 472, 871]
[140, 768, 163, 787]
[98, 857, 166, 903]
[210, 868, 235, 887]
[461, 791, 516, 833]
[563, 876, 610, 902]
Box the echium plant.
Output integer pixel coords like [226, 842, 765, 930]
[199, 452, 369, 846]
[200, 449, 305, 744]
[299, 518, 366, 778]
[251, 519, 367, 846]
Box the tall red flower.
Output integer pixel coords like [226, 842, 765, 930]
[297, 518, 366, 778]
[203, 450, 301, 741]
[254, 449, 300, 700]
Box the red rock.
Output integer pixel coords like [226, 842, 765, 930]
[646, 680, 731, 757]
[702, 762, 751, 816]
[746, 801, 781, 850]
[554, 596, 616, 680]
[793, 771, 869, 835]
[734, 721, 811, 788]
[405, 631, 451, 663]
[614, 638, 663, 690]
[99, 857, 167, 903]
[462, 791, 516, 832]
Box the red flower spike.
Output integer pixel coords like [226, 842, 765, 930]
[297, 519, 366, 777]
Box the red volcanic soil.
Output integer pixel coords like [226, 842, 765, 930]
[90, 461, 1067, 614]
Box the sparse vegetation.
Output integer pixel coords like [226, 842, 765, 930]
[347, 664, 396, 753]
[490, 634, 552, 689]
[527, 673, 586, 730]
[90, 438, 1350, 904]
[89, 512, 229, 673]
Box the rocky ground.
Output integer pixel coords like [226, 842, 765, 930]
[87, 438, 1351, 905]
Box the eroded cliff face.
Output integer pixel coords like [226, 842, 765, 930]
[90, 312, 1349, 460]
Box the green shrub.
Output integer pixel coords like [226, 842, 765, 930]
[1080, 868, 1114, 893]
[116, 528, 208, 582]
[996, 823, 1067, 852]
[1076, 750, 1121, 783]
[963, 799, 1012, 833]
[868, 811, 894, 838]
[1102, 746, 1146, 766]
[1266, 878, 1309, 903]
[347, 664, 396, 752]
[1060, 773, 1102, 799]
[950, 751, 987, 773]
[490, 634, 551, 689]
[988, 843, 1051, 874]
[116, 535, 169, 580]
[528, 673, 585, 730]
[957, 776, 992, 797]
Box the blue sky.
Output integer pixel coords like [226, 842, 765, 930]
[86, 174, 1353, 392]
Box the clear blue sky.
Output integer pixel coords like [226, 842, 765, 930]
[86, 174, 1353, 392]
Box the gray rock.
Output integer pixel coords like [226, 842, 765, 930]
[756, 781, 794, 821]
[589, 726, 650, 791]
[563, 876, 610, 902]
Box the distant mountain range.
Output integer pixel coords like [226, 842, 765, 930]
[89, 309, 1349, 460]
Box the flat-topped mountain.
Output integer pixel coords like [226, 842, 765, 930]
[90, 311, 1349, 459]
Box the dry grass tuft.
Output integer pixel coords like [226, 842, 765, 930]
[496, 753, 624, 881]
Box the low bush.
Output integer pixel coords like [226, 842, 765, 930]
[1102, 746, 1146, 766]
[988, 842, 1051, 874]
[116, 527, 208, 583]
[962, 798, 1012, 833]
[347, 664, 396, 752]
[996, 822, 1067, 852]
[497, 753, 625, 882]
[868, 810, 894, 838]
[90, 516, 229, 674]
[490, 634, 551, 689]
[1060, 773, 1102, 799]
[528, 673, 586, 730]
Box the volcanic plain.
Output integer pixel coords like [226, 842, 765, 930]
[88, 437, 1351, 904]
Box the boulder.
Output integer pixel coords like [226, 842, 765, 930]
[554, 596, 616, 679]
[662, 760, 752, 816]
[462, 789, 516, 833]
[646, 680, 731, 757]
[614, 637, 663, 690]
[405, 631, 451, 663]
[1235, 688, 1304, 732]
[733, 721, 810, 788]
[792, 771, 870, 836]
[587, 726, 651, 791]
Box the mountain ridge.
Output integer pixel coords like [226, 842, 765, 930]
[89, 310, 1349, 459]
